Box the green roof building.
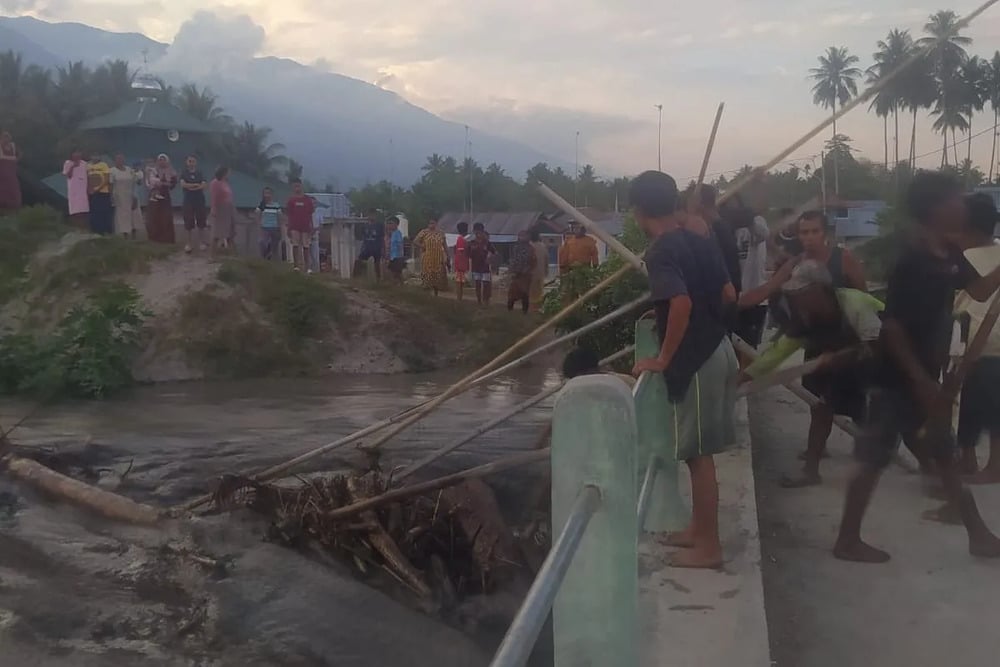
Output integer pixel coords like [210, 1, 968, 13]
[44, 80, 289, 209]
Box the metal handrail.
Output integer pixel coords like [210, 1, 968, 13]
[490, 484, 602, 667]
[636, 452, 661, 530]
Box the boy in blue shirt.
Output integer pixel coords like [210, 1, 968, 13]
[387, 216, 405, 284]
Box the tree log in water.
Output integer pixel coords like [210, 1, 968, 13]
[1, 454, 161, 525]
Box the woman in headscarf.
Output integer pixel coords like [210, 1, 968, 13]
[110, 153, 141, 238]
[0, 130, 21, 215]
[413, 216, 449, 295]
[63, 149, 90, 229]
[210, 166, 235, 252]
[145, 153, 178, 243]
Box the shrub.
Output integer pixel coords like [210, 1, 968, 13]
[0, 282, 148, 398]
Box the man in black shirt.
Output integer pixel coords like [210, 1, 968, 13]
[355, 208, 385, 281]
[688, 184, 742, 294]
[179, 155, 208, 253]
[835, 171, 1000, 563]
[631, 171, 738, 569]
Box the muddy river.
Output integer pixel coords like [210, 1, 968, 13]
[0, 367, 560, 666]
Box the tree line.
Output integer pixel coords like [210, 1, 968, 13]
[810, 9, 1000, 193]
[0, 52, 297, 204]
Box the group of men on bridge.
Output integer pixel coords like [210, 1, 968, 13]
[622, 168, 1000, 568]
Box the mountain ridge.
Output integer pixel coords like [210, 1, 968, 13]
[0, 15, 569, 188]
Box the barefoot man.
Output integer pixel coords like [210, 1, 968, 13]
[834, 171, 1000, 563]
[629, 171, 739, 569]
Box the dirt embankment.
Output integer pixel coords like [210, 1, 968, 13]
[0, 226, 537, 384]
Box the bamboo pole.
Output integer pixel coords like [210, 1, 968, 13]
[325, 449, 550, 521]
[395, 346, 634, 482]
[3, 455, 161, 525]
[731, 337, 860, 438]
[735, 347, 861, 398]
[690, 102, 726, 210]
[717, 0, 1000, 206]
[355, 264, 632, 453]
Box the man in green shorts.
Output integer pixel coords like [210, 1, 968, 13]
[630, 171, 739, 569]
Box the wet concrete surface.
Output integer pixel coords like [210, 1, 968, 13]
[751, 388, 1000, 667]
[0, 369, 559, 666]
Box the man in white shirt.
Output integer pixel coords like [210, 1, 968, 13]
[954, 193, 1000, 483]
[729, 203, 771, 347]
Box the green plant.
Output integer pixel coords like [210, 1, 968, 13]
[541, 216, 649, 366]
[0, 206, 69, 303]
[38, 236, 173, 293]
[0, 282, 148, 398]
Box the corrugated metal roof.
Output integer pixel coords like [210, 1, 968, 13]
[438, 211, 543, 236]
[81, 100, 217, 134]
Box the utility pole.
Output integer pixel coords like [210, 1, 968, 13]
[466, 125, 473, 220]
[654, 104, 663, 170]
[574, 131, 580, 206]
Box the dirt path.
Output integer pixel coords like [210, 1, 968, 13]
[751, 388, 1000, 667]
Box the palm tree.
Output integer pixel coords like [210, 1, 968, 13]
[900, 54, 937, 167]
[918, 10, 972, 167]
[987, 51, 1000, 182]
[176, 83, 232, 128]
[225, 122, 287, 179]
[809, 46, 861, 194]
[0, 50, 24, 100]
[958, 56, 988, 170]
[868, 30, 914, 172]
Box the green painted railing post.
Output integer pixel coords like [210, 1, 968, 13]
[634, 320, 687, 532]
[551, 375, 638, 667]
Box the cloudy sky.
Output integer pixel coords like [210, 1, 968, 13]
[5, 0, 1000, 180]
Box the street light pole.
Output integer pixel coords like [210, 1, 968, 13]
[574, 130, 580, 206]
[654, 104, 663, 171]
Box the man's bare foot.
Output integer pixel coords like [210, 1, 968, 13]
[922, 503, 962, 525]
[968, 468, 1000, 485]
[780, 472, 822, 488]
[798, 450, 830, 461]
[969, 532, 1000, 558]
[657, 527, 695, 548]
[669, 546, 723, 569]
[833, 540, 891, 563]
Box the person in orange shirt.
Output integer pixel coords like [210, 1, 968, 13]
[558, 222, 599, 273]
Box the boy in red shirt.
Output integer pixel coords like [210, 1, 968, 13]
[285, 179, 315, 272]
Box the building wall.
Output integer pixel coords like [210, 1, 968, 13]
[831, 201, 886, 240]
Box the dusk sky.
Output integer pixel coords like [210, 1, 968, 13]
[4, 1, 1000, 181]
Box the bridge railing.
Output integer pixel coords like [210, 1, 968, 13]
[492, 317, 693, 666]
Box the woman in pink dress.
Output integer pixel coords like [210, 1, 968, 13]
[145, 154, 178, 243]
[62, 150, 90, 228]
[210, 166, 235, 251]
[0, 130, 21, 215]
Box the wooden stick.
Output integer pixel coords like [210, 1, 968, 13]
[731, 337, 860, 437]
[395, 345, 633, 482]
[539, 184, 644, 273]
[357, 264, 633, 454]
[919, 288, 1000, 436]
[689, 102, 726, 211]
[735, 347, 861, 397]
[3, 455, 161, 525]
[325, 449, 550, 521]
[717, 0, 1000, 206]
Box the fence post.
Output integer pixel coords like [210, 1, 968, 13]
[634, 319, 687, 532]
[551, 375, 637, 667]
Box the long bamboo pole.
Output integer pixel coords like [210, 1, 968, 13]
[395, 345, 634, 482]
[175, 274, 641, 514]
[717, 0, 1000, 206]
[690, 102, 726, 211]
[325, 449, 551, 521]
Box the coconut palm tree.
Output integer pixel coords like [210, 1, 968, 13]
[176, 83, 233, 129]
[809, 46, 861, 194]
[987, 51, 1000, 182]
[868, 30, 914, 172]
[918, 10, 972, 167]
[224, 122, 287, 179]
[958, 56, 988, 169]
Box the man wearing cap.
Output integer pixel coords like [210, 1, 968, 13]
[629, 170, 738, 569]
[741, 260, 885, 486]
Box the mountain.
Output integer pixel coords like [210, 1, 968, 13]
[0, 24, 62, 70]
[0, 16, 566, 188]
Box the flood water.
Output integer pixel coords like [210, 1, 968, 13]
[0, 367, 561, 666]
